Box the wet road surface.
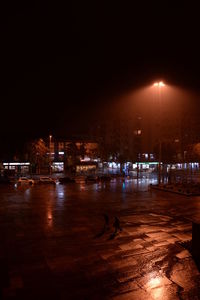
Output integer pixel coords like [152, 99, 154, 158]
[0, 178, 200, 299]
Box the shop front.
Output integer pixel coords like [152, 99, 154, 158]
[3, 162, 31, 176]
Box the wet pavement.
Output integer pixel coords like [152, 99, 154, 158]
[1, 177, 200, 299]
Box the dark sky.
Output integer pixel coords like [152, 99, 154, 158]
[1, 2, 200, 144]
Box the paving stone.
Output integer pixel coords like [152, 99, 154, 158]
[149, 284, 179, 300]
[119, 242, 144, 251]
[112, 288, 152, 300]
[146, 232, 173, 240]
[154, 241, 171, 247]
[116, 271, 140, 283]
[173, 233, 191, 241]
[109, 257, 138, 269]
[0, 182, 200, 299]
[146, 246, 157, 251]
[137, 272, 172, 290]
[176, 250, 191, 259]
[171, 261, 199, 291]
[166, 237, 180, 244]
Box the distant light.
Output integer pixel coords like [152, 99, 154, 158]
[58, 151, 64, 155]
[134, 129, 142, 135]
[3, 162, 30, 166]
[153, 81, 165, 87]
[80, 157, 91, 162]
[136, 162, 159, 165]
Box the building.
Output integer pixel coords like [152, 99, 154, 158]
[3, 162, 31, 176]
[47, 137, 99, 173]
[91, 96, 200, 164]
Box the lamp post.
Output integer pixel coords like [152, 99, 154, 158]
[49, 135, 52, 175]
[153, 81, 165, 184]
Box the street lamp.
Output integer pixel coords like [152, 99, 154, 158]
[154, 81, 165, 87]
[153, 81, 165, 184]
[49, 135, 52, 175]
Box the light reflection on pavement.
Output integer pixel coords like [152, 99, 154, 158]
[0, 177, 200, 299]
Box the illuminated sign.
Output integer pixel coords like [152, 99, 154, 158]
[135, 162, 159, 165]
[3, 162, 30, 166]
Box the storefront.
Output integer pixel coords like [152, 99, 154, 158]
[52, 162, 64, 173]
[76, 161, 97, 173]
[3, 162, 30, 175]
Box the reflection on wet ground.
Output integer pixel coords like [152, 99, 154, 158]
[0, 177, 200, 299]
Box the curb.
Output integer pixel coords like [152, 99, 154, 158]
[150, 185, 200, 196]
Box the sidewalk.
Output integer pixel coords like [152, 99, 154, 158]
[0, 183, 200, 299]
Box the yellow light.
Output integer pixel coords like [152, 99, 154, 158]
[147, 277, 161, 289]
[153, 81, 165, 87]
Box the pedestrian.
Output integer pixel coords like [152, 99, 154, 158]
[113, 216, 122, 233]
[108, 216, 122, 240]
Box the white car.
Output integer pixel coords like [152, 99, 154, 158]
[17, 177, 34, 185]
[38, 177, 56, 184]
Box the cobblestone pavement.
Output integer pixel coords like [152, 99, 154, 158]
[1, 178, 200, 299]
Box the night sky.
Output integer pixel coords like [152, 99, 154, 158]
[1, 2, 200, 152]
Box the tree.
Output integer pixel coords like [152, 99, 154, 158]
[26, 139, 49, 174]
[65, 142, 79, 172]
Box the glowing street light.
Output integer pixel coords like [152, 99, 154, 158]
[153, 81, 165, 87]
[153, 81, 165, 184]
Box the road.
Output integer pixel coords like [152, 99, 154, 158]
[0, 177, 200, 299]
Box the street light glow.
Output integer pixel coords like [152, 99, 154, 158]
[153, 81, 165, 87]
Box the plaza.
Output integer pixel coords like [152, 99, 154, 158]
[0, 178, 200, 299]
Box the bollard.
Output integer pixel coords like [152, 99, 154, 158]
[192, 222, 200, 269]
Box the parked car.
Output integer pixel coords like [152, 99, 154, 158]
[17, 177, 34, 185]
[59, 177, 75, 184]
[38, 177, 56, 184]
[85, 175, 99, 183]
